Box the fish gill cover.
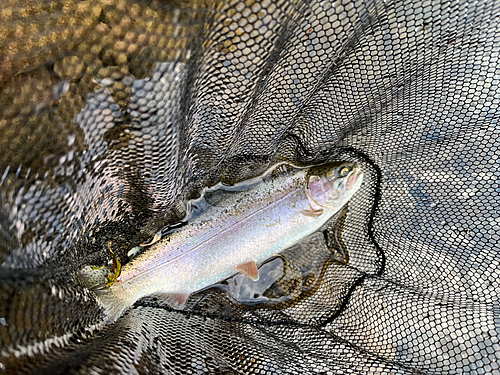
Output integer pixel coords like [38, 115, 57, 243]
[0, 0, 499, 374]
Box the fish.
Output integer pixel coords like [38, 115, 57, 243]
[85, 161, 363, 323]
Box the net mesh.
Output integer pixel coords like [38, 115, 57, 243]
[1, 0, 500, 373]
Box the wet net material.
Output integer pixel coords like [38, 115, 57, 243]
[1, 0, 499, 373]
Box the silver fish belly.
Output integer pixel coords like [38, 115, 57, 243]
[91, 162, 363, 323]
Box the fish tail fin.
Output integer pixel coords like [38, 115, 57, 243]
[75, 265, 110, 290]
[76, 266, 131, 323]
[93, 285, 131, 324]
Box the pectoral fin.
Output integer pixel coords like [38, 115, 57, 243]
[301, 206, 323, 217]
[157, 292, 190, 309]
[236, 261, 259, 281]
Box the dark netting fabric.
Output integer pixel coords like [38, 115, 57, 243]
[1, 0, 499, 373]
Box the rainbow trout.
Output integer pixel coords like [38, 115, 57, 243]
[86, 162, 363, 323]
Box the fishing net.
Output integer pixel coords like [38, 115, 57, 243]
[1, 0, 499, 373]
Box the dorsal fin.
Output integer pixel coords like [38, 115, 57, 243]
[268, 163, 296, 179]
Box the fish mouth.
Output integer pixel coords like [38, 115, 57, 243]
[346, 166, 362, 190]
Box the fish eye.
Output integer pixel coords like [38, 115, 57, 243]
[338, 166, 350, 177]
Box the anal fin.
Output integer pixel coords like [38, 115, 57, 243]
[236, 261, 259, 281]
[156, 292, 190, 309]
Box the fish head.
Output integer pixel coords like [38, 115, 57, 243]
[306, 162, 363, 208]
